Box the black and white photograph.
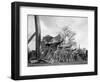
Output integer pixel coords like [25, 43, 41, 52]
[28, 15, 88, 66]
[11, 2, 97, 80]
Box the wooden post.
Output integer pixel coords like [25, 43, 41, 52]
[34, 15, 41, 59]
[28, 32, 36, 44]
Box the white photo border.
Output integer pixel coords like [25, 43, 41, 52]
[20, 6, 95, 76]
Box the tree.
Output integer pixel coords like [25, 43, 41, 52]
[60, 26, 77, 48]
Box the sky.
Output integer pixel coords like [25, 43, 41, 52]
[28, 15, 88, 50]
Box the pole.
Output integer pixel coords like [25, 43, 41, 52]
[34, 15, 41, 59]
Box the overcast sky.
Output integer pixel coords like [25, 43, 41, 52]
[28, 15, 88, 50]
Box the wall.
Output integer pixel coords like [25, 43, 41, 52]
[0, 0, 99, 82]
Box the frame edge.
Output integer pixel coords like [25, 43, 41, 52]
[11, 2, 20, 80]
